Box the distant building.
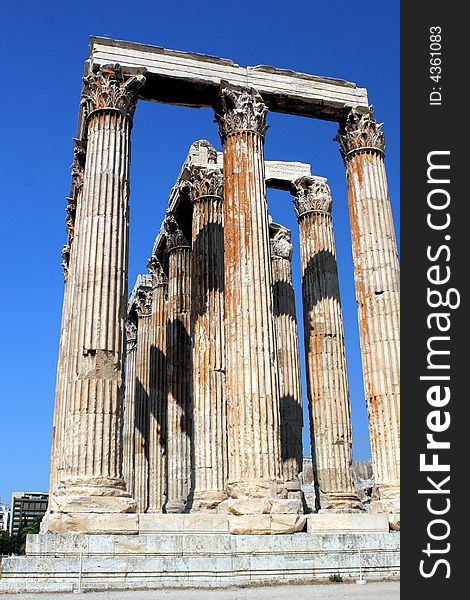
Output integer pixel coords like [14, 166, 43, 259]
[9, 492, 48, 536]
[0, 503, 10, 531]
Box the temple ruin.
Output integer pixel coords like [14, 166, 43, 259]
[0, 37, 400, 591]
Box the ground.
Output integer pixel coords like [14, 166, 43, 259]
[0, 582, 399, 599]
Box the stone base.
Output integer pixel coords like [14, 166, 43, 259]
[139, 513, 229, 534]
[306, 512, 389, 533]
[45, 512, 139, 535]
[190, 490, 227, 512]
[370, 483, 400, 530]
[139, 513, 305, 535]
[319, 492, 364, 513]
[0, 532, 400, 592]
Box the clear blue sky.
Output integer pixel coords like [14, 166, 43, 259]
[0, 0, 399, 504]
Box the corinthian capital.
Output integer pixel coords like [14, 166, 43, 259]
[164, 214, 190, 253]
[81, 64, 146, 121]
[71, 138, 86, 192]
[270, 224, 293, 260]
[187, 166, 224, 202]
[335, 106, 385, 161]
[147, 254, 168, 287]
[125, 317, 138, 351]
[61, 244, 70, 281]
[292, 176, 332, 219]
[135, 288, 152, 319]
[215, 84, 268, 140]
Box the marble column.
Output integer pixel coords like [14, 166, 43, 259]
[147, 255, 168, 513]
[336, 108, 400, 522]
[133, 278, 153, 513]
[216, 85, 304, 532]
[49, 138, 86, 497]
[269, 224, 303, 490]
[164, 215, 192, 513]
[122, 315, 138, 496]
[48, 65, 145, 533]
[188, 164, 227, 511]
[293, 177, 362, 512]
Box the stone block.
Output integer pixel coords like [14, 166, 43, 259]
[46, 512, 139, 535]
[138, 513, 230, 534]
[271, 514, 306, 533]
[225, 497, 272, 515]
[228, 515, 272, 534]
[270, 499, 303, 514]
[306, 512, 389, 533]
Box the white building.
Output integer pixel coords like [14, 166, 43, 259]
[0, 503, 10, 532]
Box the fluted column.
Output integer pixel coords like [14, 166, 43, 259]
[188, 164, 227, 511]
[164, 215, 192, 513]
[49, 138, 86, 497]
[147, 256, 168, 513]
[216, 85, 299, 526]
[48, 65, 145, 533]
[133, 279, 153, 512]
[122, 315, 137, 496]
[336, 107, 400, 521]
[293, 177, 362, 512]
[269, 224, 303, 489]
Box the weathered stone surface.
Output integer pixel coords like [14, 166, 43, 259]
[139, 513, 229, 533]
[307, 512, 389, 533]
[146, 257, 168, 513]
[164, 215, 192, 513]
[293, 176, 362, 513]
[122, 315, 137, 497]
[269, 499, 303, 515]
[216, 86, 289, 521]
[46, 513, 139, 535]
[0, 533, 399, 592]
[337, 108, 400, 518]
[89, 37, 369, 120]
[225, 498, 272, 516]
[46, 65, 144, 530]
[189, 160, 227, 511]
[270, 223, 303, 486]
[270, 514, 306, 533]
[228, 515, 273, 534]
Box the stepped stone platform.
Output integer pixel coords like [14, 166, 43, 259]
[0, 524, 399, 593]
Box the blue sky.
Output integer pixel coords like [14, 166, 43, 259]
[0, 0, 399, 504]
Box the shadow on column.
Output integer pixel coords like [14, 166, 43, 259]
[272, 280, 298, 320]
[303, 250, 341, 306]
[134, 377, 150, 512]
[148, 343, 167, 511]
[279, 393, 303, 467]
[302, 249, 344, 512]
[162, 318, 194, 513]
[191, 221, 224, 319]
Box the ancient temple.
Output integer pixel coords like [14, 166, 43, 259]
[0, 38, 400, 591]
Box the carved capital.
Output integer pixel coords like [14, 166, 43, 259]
[215, 85, 268, 140]
[164, 214, 190, 253]
[125, 318, 138, 351]
[190, 140, 218, 164]
[65, 196, 77, 240]
[147, 254, 168, 287]
[292, 177, 332, 219]
[81, 64, 146, 121]
[270, 225, 293, 261]
[135, 288, 152, 319]
[335, 106, 385, 161]
[71, 138, 86, 192]
[187, 166, 224, 202]
[61, 244, 70, 281]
